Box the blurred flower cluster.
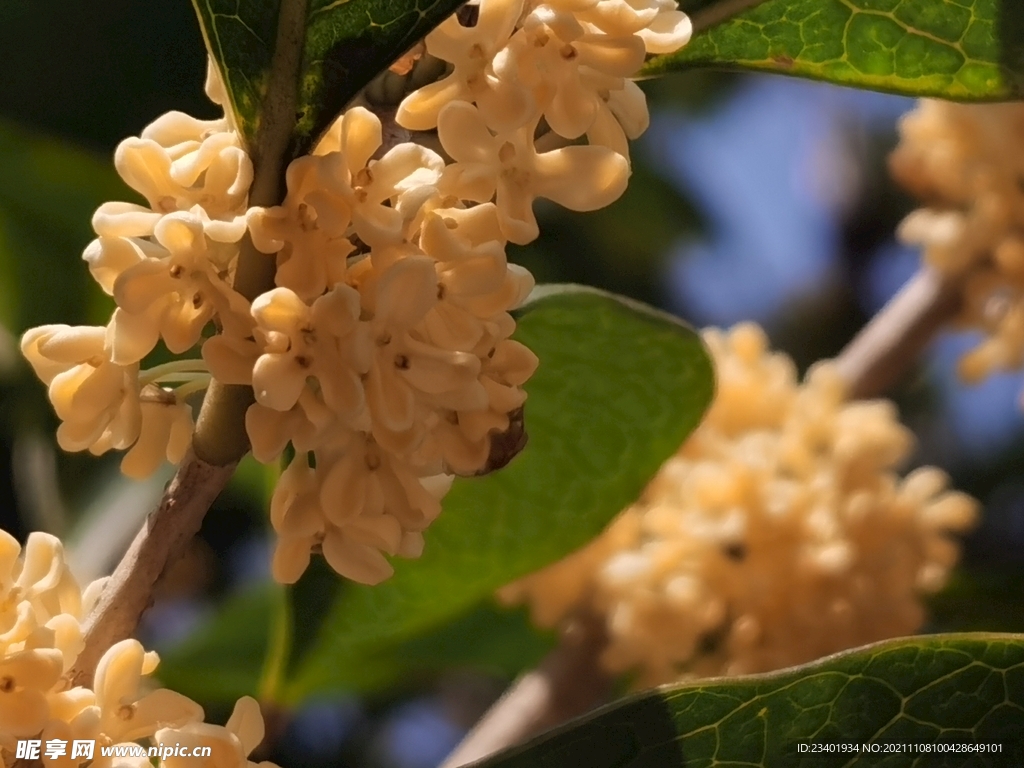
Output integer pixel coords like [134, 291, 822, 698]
[501, 324, 978, 687]
[0, 532, 273, 768]
[893, 100, 1024, 385]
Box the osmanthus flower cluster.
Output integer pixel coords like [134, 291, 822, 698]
[500, 324, 978, 687]
[20, 0, 694, 586]
[394, 0, 692, 241]
[19, 66, 249, 482]
[892, 100, 1024, 385]
[0, 530, 275, 768]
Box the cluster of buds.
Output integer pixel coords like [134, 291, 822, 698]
[501, 324, 978, 687]
[20, 0, 693, 586]
[892, 100, 1024, 384]
[0, 531, 274, 768]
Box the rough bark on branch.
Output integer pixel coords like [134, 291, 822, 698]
[66, 0, 311, 687]
[834, 267, 963, 400]
[68, 452, 237, 687]
[440, 614, 612, 768]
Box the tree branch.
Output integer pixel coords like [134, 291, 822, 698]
[193, 0, 310, 467]
[440, 613, 612, 768]
[67, 0, 310, 688]
[69, 452, 237, 687]
[441, 265, 965, 767]
[834, 267, 963, 400]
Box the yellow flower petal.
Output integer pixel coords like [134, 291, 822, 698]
[322, 531, 394, 585]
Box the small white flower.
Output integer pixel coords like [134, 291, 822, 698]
[156, 696, 277, 768]
[0, 648, 64, 737]
[92, 640, 203, 744]
[504, 5, 646, 139]
[247, 155, 355, 302]
[21, 325, 142, 456]
[360, 254, 485, 453]
[250, 285, 369, 420]
[94, 111, 251, 240]
[437, 101, 630, 244]
[397, 0, 533, 132]
[268, 444, 447, 586]
[418, 204, 533, 351]
[94, 212, 250, 364]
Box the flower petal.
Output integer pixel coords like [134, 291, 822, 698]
[340, 107, 383, 175]
[374, 256, 438, 330]
[397, 77, 470, 132]
[107, 308, 161, 365]
[638, 10, 693, 54]
[252, 354, 307, 411]
[532, 145, 629, 211]
[92, 203, 163, 239]
[225, 696, 265, 756]
[322, 531, 394, 585]
[437, 102, 498, 164]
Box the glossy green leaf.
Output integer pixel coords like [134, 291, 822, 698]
[281, 286, 714, 702]
[645, 0, 1024, 101]
[379, 602, 553, 685]
[477, 633, 1024, 768]
[192, 0, 464, 160]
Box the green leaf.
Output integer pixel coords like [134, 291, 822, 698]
[192, 0, 465, 160]
[287, 596, 553, 695]
[282, 286, 714, 702]
[381, 602, 554, 685]
[476, 633, 1024, 768]
[645, 0, 1024, 101]
[158, 287, 712, 705]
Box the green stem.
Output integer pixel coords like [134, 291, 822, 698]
[174, 377, 213, 401]
[139, 359, 209, 385]
[258, 458, 290, 704]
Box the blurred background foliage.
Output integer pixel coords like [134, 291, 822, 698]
[1, 1, 1024, 767]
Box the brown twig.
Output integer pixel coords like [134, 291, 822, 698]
[440, 613, 613, 768]
[66, 0, 310, 688]
[68, 452, 237, 687]
[440, 265, 965, 766]
[834, 267, 964, 400]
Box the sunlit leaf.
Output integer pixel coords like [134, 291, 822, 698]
[282, 286, 714, 701]
[476, 633, 1024, 767]
[192, 0, 465, 159]
[646, 0, 1024, 101]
